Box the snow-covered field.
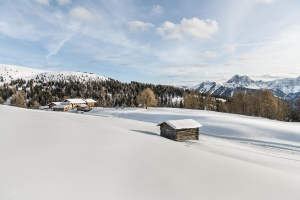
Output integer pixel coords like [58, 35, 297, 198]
[1, 106, 300, 200]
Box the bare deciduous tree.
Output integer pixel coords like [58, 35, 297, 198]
[29, 101, 40, 109]
[227, 90, 292, 121]
[294, 96, 300, 121]
[137, 88, 157, 109]
[10, 91, 27, 108]
[0, 96, 4, 104]
[183, 91, 202, 109]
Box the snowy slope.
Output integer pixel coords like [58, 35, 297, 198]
[88, 107, 300, 175]
[88, 107, 300, 146]
[1, 106, 300, 200]
[0, 64, 107, 85]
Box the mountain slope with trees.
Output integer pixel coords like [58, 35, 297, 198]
[0, 64, 300, 122]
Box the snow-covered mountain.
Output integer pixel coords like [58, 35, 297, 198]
[193, 74, 300, 102]
[0, 64, 107, 86]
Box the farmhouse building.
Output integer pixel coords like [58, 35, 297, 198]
[64, 99, 86, 109]
[84, 99, 96, 107]
[45, 98, 96, 111]
[52, 104, 70, 111]
[76, 104, 92, 112]
[157, 119, 203, 141]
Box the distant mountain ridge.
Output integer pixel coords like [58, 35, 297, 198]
[0, 64, 107, 86]
[192, 75, 300, 102]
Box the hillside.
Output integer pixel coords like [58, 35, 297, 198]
[0, 64, 184, 108]
[0, 106, 300, 200]
[0, 64, 107, 85]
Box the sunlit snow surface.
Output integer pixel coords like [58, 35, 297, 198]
[1, 106, 300, 200]
[89, 107, 300, 145]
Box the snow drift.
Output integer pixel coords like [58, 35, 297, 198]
[0, 106, 300, 200]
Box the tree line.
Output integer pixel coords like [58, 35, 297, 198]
[0, 77, 185, 109]
[183, 89, 300, 122]
[0, 76, 300, 122]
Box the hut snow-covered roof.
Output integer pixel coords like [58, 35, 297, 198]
[61, 102, 71, 105]
[47, 102, 61, 106]
[53, 104, 70, 109]
[65, 99, 86, 104]
[158, 119, 203, 130]
[77, 104, 88, 108]
[84, 99, 96, 103]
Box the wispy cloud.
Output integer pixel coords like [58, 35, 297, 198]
[33, 0, 51, 6]
[0, 20, 39, 41]
[250, 73, 297, 81]
[150, 5, 163, 16]
[127, 21, 154, 32]
[56, 0, 71, 5]
[46, 34, 74, 59]
[199, 51, 217, 58]
[256, 0, 273, 3]
[69, 7, 102, 23]
[223, 43, 236, 54]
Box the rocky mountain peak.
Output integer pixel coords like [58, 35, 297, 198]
[226, 75, 253, 85]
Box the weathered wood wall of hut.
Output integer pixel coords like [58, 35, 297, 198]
[53, 106, 69, 111]
[160, 123, 176, 140]
[53, 108, 64, 111]
[48, 103, 56, 108]
[87, 102, 95, 107]
[175, 128, 199, 141]
[68, 103, 81, 109]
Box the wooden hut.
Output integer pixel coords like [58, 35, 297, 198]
[52, 104, 70, 111]
[84, 99, 96, 107]
[157, 119, 203, 141]
[76, 104, 92, 112]
[47, 102, 61, 108]
[64, 99, 86, 109]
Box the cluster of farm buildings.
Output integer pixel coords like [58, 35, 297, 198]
[40, 99, 96, 112]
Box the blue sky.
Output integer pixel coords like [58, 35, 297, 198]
[1, 0, 300, 86]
